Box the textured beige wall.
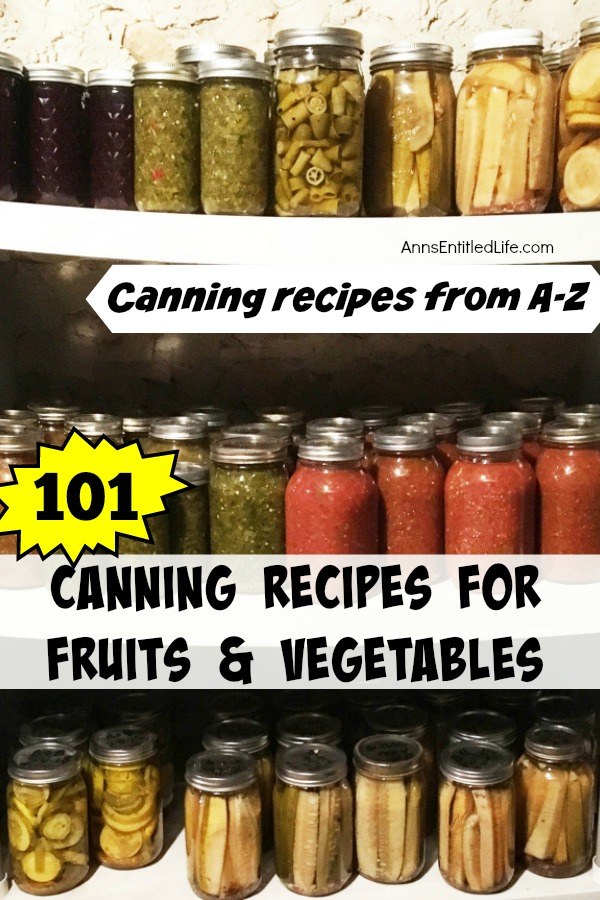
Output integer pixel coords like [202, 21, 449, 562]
[0, 0, 594, 72]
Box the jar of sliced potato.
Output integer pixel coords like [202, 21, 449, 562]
[516, 724, 595, 878]
[354, 734, 426, 884]
[203, 717, 274, 849]
[112, 691, 175, 807]
[276, 712, 343, 750]
[365, 42, 455, 217]
[7, 742, 89, 895]
[274, 744, 353, 896]
[439, 740, 515, 893]
[89, 727, 162, 869]
[456, 29, 556, 215]
[558, 19, 600, 210]
[273, 27, 365, 217]
[185, 750, 262, 900]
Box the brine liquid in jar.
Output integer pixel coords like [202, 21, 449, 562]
[88, 69, 135, 210]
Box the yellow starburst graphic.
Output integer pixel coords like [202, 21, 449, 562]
[0, 431, 189, 564]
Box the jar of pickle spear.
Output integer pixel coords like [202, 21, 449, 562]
[354, 735, 426, 884]
[133, 62, 199, 213]
[203, 717, 274, 847]
[273, 27, 365, 217]
[185, 750, 261, 900]
[439, 741, 515, 893]
[365, 42, 455, 216]
[89, 727, 162, 869]
[146, 416, 210, 466]
[7, 742, 89, 895]
[515, 724, 595, 877]
[169, 462, 210, 554]
[111, 692, 174, 808]
[274, 744, 353, 896]
[456, 29, 556, 215]
[276, 712, 343, 750]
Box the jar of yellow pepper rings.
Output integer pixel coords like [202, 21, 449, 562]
[273, 27, 365, 217]
[89, 727, 163, 869]
[7, 742, 89, 895]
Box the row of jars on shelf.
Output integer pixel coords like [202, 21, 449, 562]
[2, 21, 600, 216]
[6, 699, 597, 897]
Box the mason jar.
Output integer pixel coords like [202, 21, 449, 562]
[184, 406, 231, 443]
[530, 694, 597, 760]
[0, 52, 25, 201]
[146, 416, 210, 465]
[111, 692, 174, 807]
[434, 401, 484, 429]
[276, 712, 343, 750]
[87, 68, 135, 210]
[306, 417, 364, 440]
[7, 742, 89, 894]
[515, 395, 565, 423]
[222, 422, 294, 474]
[211, 691, 267, 724]
[122, 413, 153, 444]
[27, 401, 81, 446]
[365, 42, 454, 216]
[133, 62, 199, 213]
[256, 406, 306, 448]
[516, 724, 595, 877]
[66, 413, 123, 445]
[0, 430, 38, 555]
[210, 437, 288, 554]
[169, 462, 210, 554]
[89, 727, 163, 869]
[456, 29, 555, 215]
[447, 709, 518, 754]
[274, 744, 353, 895]
[484, 411, 542, 467]
[185, 750, 261, 900]
[20, 713, 91, 772]
[273, 27, 365, 217]
[354, 734, 426, 883]
[400, 412, 459, 470]
[439, 741, 515, 893]
[0, 409, 39, 428]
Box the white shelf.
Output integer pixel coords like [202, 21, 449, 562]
[0, 201, 598, 265]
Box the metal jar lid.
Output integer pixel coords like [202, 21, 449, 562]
[373, 424, 435, 452]
[276, 743, 347, 788]
[541, 421, 600, 446]
[354, 734, 423, 778]
[525, 724, 586, 763]
[184, 406, 231, 429]
[27, 64, 86, 85]
[203, 717, 270, 755]
[542, 49, 561, 71]
[344, 690, 401, 713]
[0, 428, 39, 452]
[211, 436, 287, 465]
[470, 29, 543, 55]
[561, 46, 579, 68]
[274, 27, 363, 54]
[560, 404, 600, 420]
[67, 413, 123, 439]
[122, 413, 153, 434]
[197, 57, 271, 82]
[515, 396, 565, 420]
[133, 62, 197, 85]
[306, 417, 364, 439]
[365, 704, 428, 740]
[186, 749, 257, 793]
[0, 409, 38, 426]
[580, 17, 600, 44]
[297, 435, 363, 463]
[28, 400, 81, 424]
[150, 416, 208, 441]
[112, 691, 169, 725]
[175, 461, 209, 487]
[400, 412, 458, 438]
[276, 690, 332, 715]
[88, 67, 133, 87]
[484, 411, 540, 439]
[0, 52, 24, 77]
[434, 401, 484, 426]
[370, 42, 453, 72]
[440, 740, 514, 786]
[212, 691, 266, 722]
[531, 694, 594, 730]
[9, 742, 82, 785]
[458, 426, 521, 453]
[448, 710, 517, 750]
[89, 727, 157, 765]
[177, 43, 257, 65]
[277, 712, 342, 749]
[256, 406, 306, 429]
[349, 405, 402, 429]
[20, 713, 89, 750]
[223, 422, 292, 443]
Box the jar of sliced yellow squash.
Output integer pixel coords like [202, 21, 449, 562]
[7, 742, 89, 895]
[89, 727, 162, 869]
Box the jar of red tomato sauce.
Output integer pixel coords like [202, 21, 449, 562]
[484, 412, 542, 467]
[445, 428, 536, 554]
[400, 413, 458, 471]
[285, 436, 378, 554]
[372, 425, 445, 554]
[515, 396, 565, 423]
[537, 422, 600, 554]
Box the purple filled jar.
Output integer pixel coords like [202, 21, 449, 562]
[88, 68, 134, 210]
[27, 64, 88, 206]
[0, 52, 24, 201]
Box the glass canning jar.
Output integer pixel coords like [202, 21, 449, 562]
[439, 741, 515, 893]
[0, 430, 37, 555]
[536, 422, 600, 553]
[88, 68, 134, 210]
[354, 735, 426, 884]
[286, 436, 378, 554]
[197, 58, 271, 215]
[89, 727, 162, 869]
[112, 692, 174, 808]
[400, 412, 459, 470]
[0, 409, 39, 428]
[484, 411, 542, 467]
[365, 42, 455, 216]
[20, 713, 91, 772]
[276, 712, 343, 750]
[66, 413, 123, 445]
[434, 401, 484, 429]
[211, 691, 267, 724]
[122, 413, 153, 444]
[516, 725, 595, 877]
[543, 50, 562, 86]
[372, 425, 445, 554]
[146, 416, 209, 465]
[133, 62, 199, 213]
[222, 422, 294, 473]
[185, 750, 261, 900]
[349, 405, 401, 468]
[7, 742, 89, 895]
[27, 65, 88, 207]
[456, 29, 555, 215]
[447, 709, 518, 754]
[0, 52, 25, 201]
[256, 406, 307, 447]
[184, 406, 231, 444]
[273, 27, 365, 217]
[274, 744, 353, 896]
[168, 462, 210, 554]
[210, 437, 288, 553]
[445, 427, 536, 554]
[28, 401, 81, 446]
[531, 694, 597, 759]
[515, 395, 565, 423]
[203, 717, 274, 848]
[306, 417, 364, 440]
